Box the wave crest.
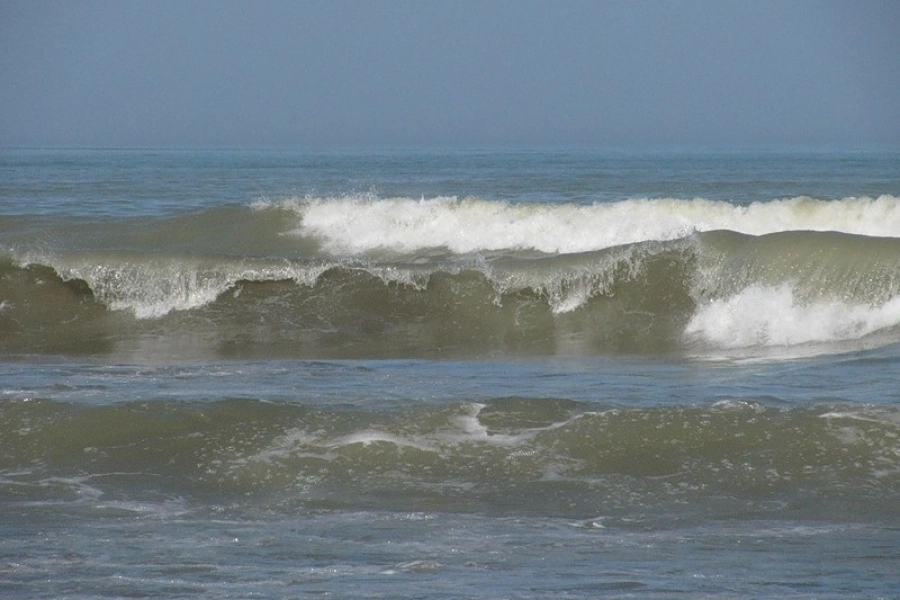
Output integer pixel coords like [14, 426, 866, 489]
[284, 194, 900, 255]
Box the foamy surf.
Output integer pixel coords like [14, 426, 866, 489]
[684, 285, 900, 349]
[283, 194, 900, 255]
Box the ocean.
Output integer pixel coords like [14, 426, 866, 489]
[1, 147, 899, 598]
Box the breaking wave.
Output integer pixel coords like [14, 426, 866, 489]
[2, 196, 899, 358]
[281, 194, 900, 254]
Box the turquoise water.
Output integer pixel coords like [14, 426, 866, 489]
[2, 147, 899, 598]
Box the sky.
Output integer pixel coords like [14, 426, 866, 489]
[1, 0, 898, 148]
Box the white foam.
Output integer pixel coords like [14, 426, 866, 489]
[329, 430, 438, 453]
[684, 284, 900, 349]
[248, 403, 577, 467]
[818, 410, 900, 426]
[289, 195, 900, 255]
[246, 428, 332, 463]
[447, 403, 531, 447]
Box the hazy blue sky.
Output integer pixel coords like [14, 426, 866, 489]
[2, 0, 898, 147]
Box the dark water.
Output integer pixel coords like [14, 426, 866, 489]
[2, 147, 899, 598]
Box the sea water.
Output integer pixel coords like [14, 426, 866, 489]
[1, 147, 899, 598]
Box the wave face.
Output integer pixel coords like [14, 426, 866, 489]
[2, 396, 898, 520]
[3, 195, 900, 359]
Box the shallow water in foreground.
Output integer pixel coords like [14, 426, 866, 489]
[2, 353, 899, 599]
[6, 508, 899, 599]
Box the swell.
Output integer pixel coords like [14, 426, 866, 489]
[2, 397, 899, 518]
[3, 229, 900, 358]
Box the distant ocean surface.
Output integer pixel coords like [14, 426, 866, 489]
[2, 147, 899, 598]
